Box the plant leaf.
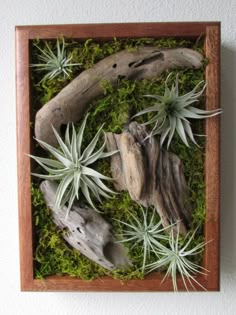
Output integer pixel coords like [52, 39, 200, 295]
[35, 138, 73, 168]
[31, 173, 67, 180]
[28, 154, 64, 169]
[176, 118, 189, 147]
[73, 171, 81, 199]
[81, 124, 104, 160]
[81, 166, 111, 180]
[132, 104, 162, 117]
[77, 113, 89, 157]
[51, 125, 72, 160]
[80, 178, 97, 210]
[54, 173, 74, 210]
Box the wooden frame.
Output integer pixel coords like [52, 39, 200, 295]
[16, 22, 220, 291]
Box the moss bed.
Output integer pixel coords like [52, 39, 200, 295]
[30, 37, 206, 280]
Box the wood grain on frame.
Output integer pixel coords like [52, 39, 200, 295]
[16, 22, 220, 291]
[204, 25, 221, 290]
[16, 28, 34, 290]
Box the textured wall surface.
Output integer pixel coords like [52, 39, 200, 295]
[0, 0, 236, 314]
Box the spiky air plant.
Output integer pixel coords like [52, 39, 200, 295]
[30, 37, 81, 82]
[29, 114, 118, 219]
[133, 73, 222, 148]
[145, 227, 209, 291]
[116, 207, 170, 273]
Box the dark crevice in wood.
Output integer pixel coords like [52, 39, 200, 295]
[129, 51, 164, 68]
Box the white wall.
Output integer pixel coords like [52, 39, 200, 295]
[0, 0, 236, 314]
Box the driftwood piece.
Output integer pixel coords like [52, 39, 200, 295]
[40, 180, 131, 271]
[35, 47, 203, 146]
[106, 122, 191, 235]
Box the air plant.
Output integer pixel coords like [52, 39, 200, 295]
[30, 37, 81, 82]
[145, 227, 209, 291]
[133, 73, 222, 148]
[115, 207, 170, 273]
[29, 114, 118, 219]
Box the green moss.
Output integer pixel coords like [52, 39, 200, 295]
[31, 37, 206, 280]
[30, 36, 204, 110]
[32, 185, 146, 280]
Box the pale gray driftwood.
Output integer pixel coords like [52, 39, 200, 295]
[40, 180, 131, 271]
[106, 122, 191, 235]
[35, 47, 203, 146]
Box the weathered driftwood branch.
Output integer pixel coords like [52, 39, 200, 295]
[40, 180, 131, 271]
[35, 47, 203, 146]
[106, 122, 191, 235]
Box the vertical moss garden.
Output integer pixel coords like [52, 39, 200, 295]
[30, 37, 207, 285]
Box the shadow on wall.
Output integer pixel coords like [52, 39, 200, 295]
[220, 45, 236, 278]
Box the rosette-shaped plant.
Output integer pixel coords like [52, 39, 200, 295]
[31, 37, 81, 82]
[30, 114, 118, 219]
[145, 227, 208, 291]
[133, 73, 222, 148]
[116, 207, 169, 273]
[116, 206, 208, 291]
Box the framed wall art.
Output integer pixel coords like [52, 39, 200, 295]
[16, 22, 221, 291]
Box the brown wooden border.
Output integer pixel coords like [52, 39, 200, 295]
[16, 22, 220, 291]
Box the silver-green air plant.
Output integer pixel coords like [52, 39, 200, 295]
[30, 37, 81, 82]
[145, 227, 209, 291]
[133, 73, 222, 148]
[115, 207, 170, 273]
[29, 114, 118, 219]
[116, 206, 209, 290]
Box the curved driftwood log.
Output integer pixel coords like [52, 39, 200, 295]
[35, 47, 203, 146]
[40, 180, 131, 271]
[106, 122, 191, 235]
